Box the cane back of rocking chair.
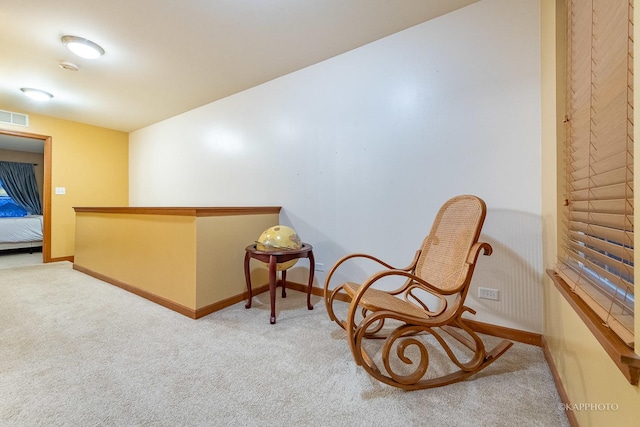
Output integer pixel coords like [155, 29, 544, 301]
[414, 195, 486, 295]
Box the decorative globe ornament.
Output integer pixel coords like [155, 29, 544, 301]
[256, 225, 302, 270]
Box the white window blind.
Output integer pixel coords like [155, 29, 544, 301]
[556, 0, 634, 347]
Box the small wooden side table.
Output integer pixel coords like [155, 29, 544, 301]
[244, 243, 315, 324]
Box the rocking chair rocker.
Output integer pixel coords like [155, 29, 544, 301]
[323, 195, 512, 390]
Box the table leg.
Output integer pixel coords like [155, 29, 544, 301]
[281, 269, 287, 298]
[307, 250, 315, 310]
[244, 251, 252, 309]
[269, 255, 278, 324]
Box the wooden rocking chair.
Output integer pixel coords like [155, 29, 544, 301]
[323, 195, 512, 390]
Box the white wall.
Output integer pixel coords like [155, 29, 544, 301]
[130, 0, 542, 332]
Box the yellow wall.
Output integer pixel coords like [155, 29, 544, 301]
[195, 214, 280, 309]
[74, 209, 280, 314]
[75, 213, 198, 308]
[0, 108, 128, 259]
[540, 1, 640, 425]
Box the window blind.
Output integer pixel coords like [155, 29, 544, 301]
[556, 0, 634, 347]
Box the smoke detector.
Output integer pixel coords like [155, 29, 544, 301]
[59, 61, 79, 71]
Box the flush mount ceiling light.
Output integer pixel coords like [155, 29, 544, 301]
[20, 88, 54, 101]
[61, 35, 105, 59]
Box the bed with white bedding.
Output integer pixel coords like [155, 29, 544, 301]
[0, 215, 43, 251]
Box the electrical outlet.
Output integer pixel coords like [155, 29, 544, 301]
[478, 287, 499, 301]
[315, 262, 324, 272]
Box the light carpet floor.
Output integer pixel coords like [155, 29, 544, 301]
[0, 262, 569, 426]
[0, 251, 43, 269]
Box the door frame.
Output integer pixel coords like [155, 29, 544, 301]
[0, 129, 52, 263]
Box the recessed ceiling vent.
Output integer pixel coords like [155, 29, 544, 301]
[0, 110, 29, 127]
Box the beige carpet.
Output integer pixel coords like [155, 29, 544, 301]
[0, 262, 569, 426]
[0, 250, 43, 269]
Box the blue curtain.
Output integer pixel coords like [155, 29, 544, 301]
[0, 161, 42, 215]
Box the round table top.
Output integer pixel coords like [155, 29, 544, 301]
[245, 242, 313, 256]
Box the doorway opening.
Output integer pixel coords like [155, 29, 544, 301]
[0, 129, 52, 263]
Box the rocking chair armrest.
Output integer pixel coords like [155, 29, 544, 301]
[363, 269, 458, 297]
[323, 253, 412, 296]
[466, 242, 493, 265]
[352, 269, 448, 313]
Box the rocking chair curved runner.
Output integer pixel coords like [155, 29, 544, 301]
[323, 195, 512, 390]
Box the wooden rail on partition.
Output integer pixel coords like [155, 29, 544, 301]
[73, 206, 282, 216]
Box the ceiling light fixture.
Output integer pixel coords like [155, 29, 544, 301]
[20, 88, 54, 101]
[61, 35, 105, 59]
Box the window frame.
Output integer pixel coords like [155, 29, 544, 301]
[547, 269, 640, 384]
[548, 0, 640, 385]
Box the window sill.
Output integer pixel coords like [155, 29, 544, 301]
[546, 269, 640, 385]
